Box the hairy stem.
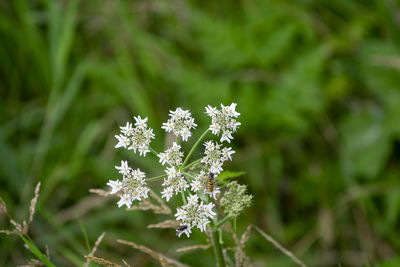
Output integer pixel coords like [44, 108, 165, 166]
[182, 129, 209, 167]
[211, 229, 226, 267]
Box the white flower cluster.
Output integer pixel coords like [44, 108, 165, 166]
[158, 142, 184, 166]
[108, 103, 241, 238]
[162, 108, 197, 141]
[161, 167, 189, 201]
[175, 195, 216, 237]
[190, 170, 220, 200]
[201, 141, 235, 174]
[107, 161, 150, 208]
[115, 116, 155, 156]
[205, 103, 240, 143]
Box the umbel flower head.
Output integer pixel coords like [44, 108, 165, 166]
[107, 160, 150, 208]
[201, 141, 235, 174]
[205, 103, 240, 143]
[162, 108, 197, 141]
[161, 167, 189, 201]
[115, 116, 155, 156]
[190, 170, 220, 200]
[158, 142, 184, 166]
[220, 181, 253, 218]
[175, 194, 216, 236]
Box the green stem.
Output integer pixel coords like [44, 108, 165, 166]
[149, 146, 159, 156]
[211, 229, 226, 267]
[146, 174, 167, 181]
[182, 129, 209, 167]
[182, 171, 196, 180]
[183, 158, 202, 170]
[215, 216, 232, 228]
[181, 190, 187, 205]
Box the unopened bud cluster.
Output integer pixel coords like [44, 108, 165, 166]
[220, 181, 253, 218]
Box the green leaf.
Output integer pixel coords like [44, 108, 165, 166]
[217, 170, 246, 185]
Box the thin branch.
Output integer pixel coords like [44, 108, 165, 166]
[252, 225, 307, 267]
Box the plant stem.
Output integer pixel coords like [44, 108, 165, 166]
[215, 216, 232, 228]
[149, 146, 158, 157]
[182, 129, 209, 167]
[181, 190, 187, 205]
[183, 158, 202, 170]
[182, 171, 195, 180]
[146, 174, 168, 181]
[211, 229, 226, 267]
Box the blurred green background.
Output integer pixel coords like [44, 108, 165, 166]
[1, 0, 400, 266]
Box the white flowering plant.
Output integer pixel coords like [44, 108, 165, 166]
[104, 103, 253, 266]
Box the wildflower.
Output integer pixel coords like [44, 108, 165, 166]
[220, 181, 253, 218]
[109, 162, 150, 208]
[115, 116, 155, 156]
[161, 187, 174, 202]
[107, 180, 122, 194]
[157, 142, 184, 166]
[162, 108, 197, 141]
[205, 103, 240, 143]
[161, 167, 189, 201]
[201, 141, 235, 174]
[190, 170, 220, 200]
[174, 196, 216, 236]
[115, 160, 130, 176]
[117, 194, 133, 208]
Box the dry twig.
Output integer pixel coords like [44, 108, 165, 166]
[84, 232, 106, 267]
[117, 239, 188, 267]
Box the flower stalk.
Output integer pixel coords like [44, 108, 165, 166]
[211, 228, 226, 267]
[182, 129, 209, 167]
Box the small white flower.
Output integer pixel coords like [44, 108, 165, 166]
[161, 187, 174, 202]
[115, 160, 130, 176]
[220, 130, 233, 143]
[174, 195, 216, 236]
[210, 162, 223, 174]
[115, 134, 130, 149]
[180, 127, 191, 142]
[161, 107, 197, 141]
[197, 218, 209, 232]
[120, 122, 134, 136]
[187, 194, 199, 205]
[190, 180, 202, 192]
[205, 105, 218, 117]
[115, 115, 155, 157]
[175, 208, 187, 221]
[203, 202, 216, 218]
[157, 142, 184, 166]
[134, 115, 148, 129]
[201, 141, 234, 174]
[205, 103, 240, 143]
[107, 180, 123, 194]
[117, 194, 132, 208]
[162, 167, 188, 200]
[139, 187, 150, 198]
[222, 147, 235, 161]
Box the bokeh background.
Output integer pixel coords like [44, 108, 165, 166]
[1, 0, 400, 266]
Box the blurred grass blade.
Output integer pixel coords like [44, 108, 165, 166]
[77, 216, 91, 253]
[18, 234, 56, 267]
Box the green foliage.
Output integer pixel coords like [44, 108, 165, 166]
[1, 0, 400, 266]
